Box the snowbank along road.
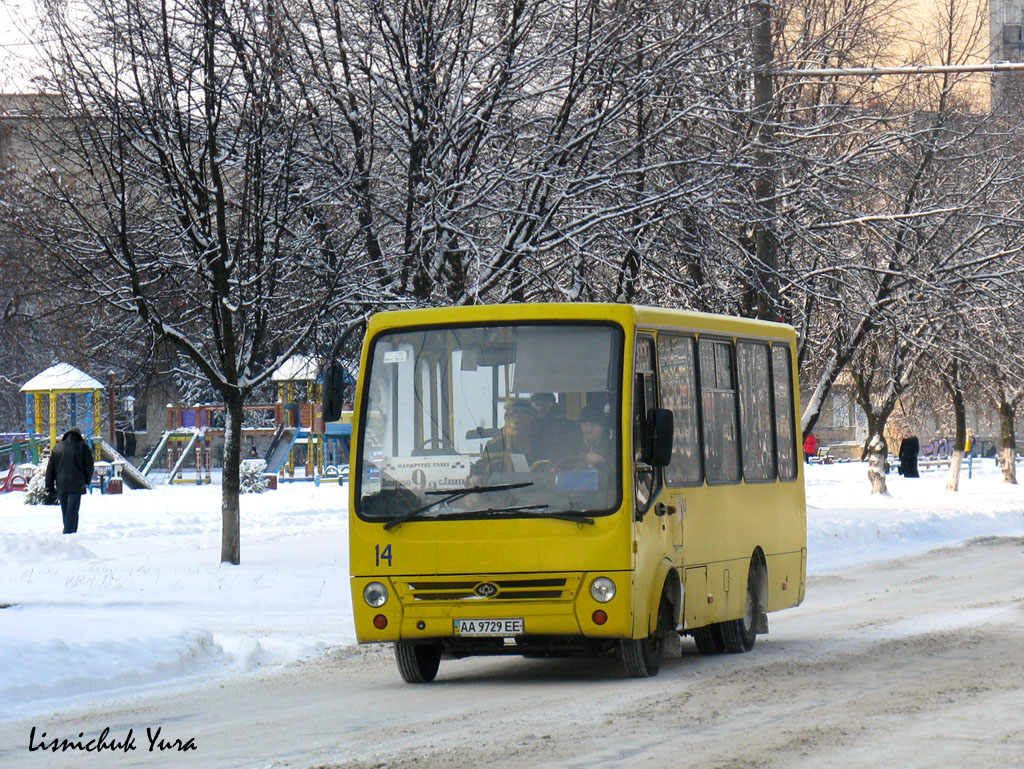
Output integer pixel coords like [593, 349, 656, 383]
[1, 535, 1021, 769]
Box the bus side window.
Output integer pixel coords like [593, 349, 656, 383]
[772, 345, 798, 480]
[698, 338, 740, 483]
[737, 341, 775, 482]
[658, 334, 702, 485]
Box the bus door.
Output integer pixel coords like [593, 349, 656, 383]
[655, 332, 702, 559]
[631, 334, 680, 633]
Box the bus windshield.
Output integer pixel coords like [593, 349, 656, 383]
[356, 323, 623, 523]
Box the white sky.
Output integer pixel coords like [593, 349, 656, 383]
[0, 0, 45, 92]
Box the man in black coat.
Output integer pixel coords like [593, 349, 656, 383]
[45, 428, 95, 534]
[898, 428, 920, 478]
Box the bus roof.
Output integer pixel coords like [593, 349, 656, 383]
[365, 303, 795, 341]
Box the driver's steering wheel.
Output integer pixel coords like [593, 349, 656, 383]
[551, 454, 587, 472]
[418, 438, 449, 451]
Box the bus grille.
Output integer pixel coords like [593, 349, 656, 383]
[403, 577, 571, 602]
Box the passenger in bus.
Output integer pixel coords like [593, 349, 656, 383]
[471, 399, 536, 477]
[529, 392, 584, 462]
[579, 404, 613, 468]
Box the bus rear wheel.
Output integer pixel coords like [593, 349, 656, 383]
[719, 561, 763, 654]
[395, 640, 442, 683]
[692, 624, 725, 654]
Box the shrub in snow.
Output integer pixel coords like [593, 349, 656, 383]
[240, 459, 268, 494]
[24, 457, 55, 505]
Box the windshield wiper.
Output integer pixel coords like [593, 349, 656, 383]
[532, 509, 596, 525]
[436, 506, 596, 526]
[382, 481, 533, 531]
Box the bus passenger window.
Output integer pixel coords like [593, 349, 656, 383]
[698, 339, 740, 483]
[658, 334, 702, 485]
[772, 345, 798, 480]
[737, 341, 775, 481]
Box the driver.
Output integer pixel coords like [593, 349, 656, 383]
[579, 404, 612, 468]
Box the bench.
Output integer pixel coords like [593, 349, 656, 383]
[917, 458, 951, 471]
[808, 446, 834, 464]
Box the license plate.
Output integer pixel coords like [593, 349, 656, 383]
[452, 618, 524, 636]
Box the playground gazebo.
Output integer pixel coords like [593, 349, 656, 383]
[20, 362, 104, 458]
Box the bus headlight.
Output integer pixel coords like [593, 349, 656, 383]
[590, 577, 616, 603]
[363, 582, 389, 608]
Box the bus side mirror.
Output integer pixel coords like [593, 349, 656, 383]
[321, 363, 348, 423]
[321, 317, 367, 423]
[644, 408, 674, 468]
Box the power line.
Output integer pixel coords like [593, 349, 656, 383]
[777, 61, 1024, 77]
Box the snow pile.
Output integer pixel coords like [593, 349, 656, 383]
[0, 532, 97, 564]
[0, 627, 227, 708]
[0, 460, 1021, 719]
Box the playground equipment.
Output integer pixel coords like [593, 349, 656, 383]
[137, 355, 353, 486]
[269, 355, 352, 482]
[143, 403, 275, 485]
[20, 363, 104, 458]
[17, 363, 151, 493]
[139, 427, 213, 485]
[1, 461, 30, 492]
[0, 433, 40, 468]
[99, 440, 152, 490]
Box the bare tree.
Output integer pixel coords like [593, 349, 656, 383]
[787, 0, 1024, 458]
[26, 0, 374, 563]
[287, 0, 769, 307]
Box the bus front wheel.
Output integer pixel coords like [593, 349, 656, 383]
[620, 595, 672, 677]
[395, 640, 442, 683]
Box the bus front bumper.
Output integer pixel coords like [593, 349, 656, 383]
[351, 572, 633, 646]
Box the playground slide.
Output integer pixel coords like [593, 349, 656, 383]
[139, 429, 200, 484]
[140, 430, 174, 476]
[264, 427, 297, 474]
[166, 431, 200, 483]
[99, 440, 153, 490]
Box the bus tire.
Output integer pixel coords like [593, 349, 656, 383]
[692, 624, 725, 655]
[395, 641, 442, 683]
[620, 593, 672, 677]
[720, 559, 763, 654]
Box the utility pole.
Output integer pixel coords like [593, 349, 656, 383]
[752, 0, 777, 321]
[108, 370, 116, 444]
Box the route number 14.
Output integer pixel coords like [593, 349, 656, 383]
[375, 544, 392, 567]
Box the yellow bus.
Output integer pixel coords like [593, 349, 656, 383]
[327, 303, 806, 681]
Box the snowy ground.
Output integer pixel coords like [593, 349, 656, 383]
[0, 460, 1021, 723]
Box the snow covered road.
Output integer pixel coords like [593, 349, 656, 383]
[1, 534, 1021, 769]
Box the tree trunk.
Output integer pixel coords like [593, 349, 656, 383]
[867, 433, 888, 495]
[946, 448, 964, 492]
[997, 400, 1017, 484]
[859, 407, 891, 460]
[944, 382, 967, 492]
[221, 392, 244, 564]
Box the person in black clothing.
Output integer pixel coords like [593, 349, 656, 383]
[45, 428, 95, 534]
[898, 428, 920, 478]
[579, 404, 613, 469]
[528, 392, 583, 463]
